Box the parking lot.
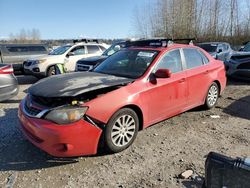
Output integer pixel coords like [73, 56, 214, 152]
[0, 75, 249, 188]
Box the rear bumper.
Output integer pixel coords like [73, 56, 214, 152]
[18, 99, 102, 157]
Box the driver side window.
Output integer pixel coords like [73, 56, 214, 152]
[71, 46, 86, 55]
[155, 49, 183, 73]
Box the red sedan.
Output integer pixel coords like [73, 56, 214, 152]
[18, 42, 226, 157]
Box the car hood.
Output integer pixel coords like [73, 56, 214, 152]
[77, 56, 107, 65]
[27, 54, 62, 61]
[28, 72, 133, 97]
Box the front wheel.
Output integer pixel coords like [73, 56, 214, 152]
[104, 108, 139, 153]
[204, 82, 219, 109]
[47, 66, 56, 77]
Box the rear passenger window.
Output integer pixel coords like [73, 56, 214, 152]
[155, 49, 183, 73]
[28, 46, 47, 52]
[199, 50, 209, 64]
[6, 46, 28, 52]
[6, 46, 47, 53]
[183, 48, 204, 69]
[87, 46, 100, 54]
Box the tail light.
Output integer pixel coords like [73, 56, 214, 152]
[0, 65, 14, 74]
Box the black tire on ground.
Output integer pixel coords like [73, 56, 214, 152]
[204, 82, 219, 109]
[47, 66, 56, 77]
[104, 108, 139, 153]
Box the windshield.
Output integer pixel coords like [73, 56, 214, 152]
[102, 43, 125, 56]
[49, 45, 72, 55]
[197, 44, 217, 52]
[94, 49, 159, 79]
[243, 42, 250, 52]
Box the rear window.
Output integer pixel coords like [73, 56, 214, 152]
[87, 45, 100, 54]
[6, 46, 47, 53]
[198, 50, 209, 64]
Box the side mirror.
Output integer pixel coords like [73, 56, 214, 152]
[67, 52, 75, 57]
[155, 69, 171, 78]
[217, 49, 223, 53]
[114, 45, 121, 51]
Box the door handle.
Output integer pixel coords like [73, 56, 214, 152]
[178, 78, 186, 83]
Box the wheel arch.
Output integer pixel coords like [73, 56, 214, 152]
[120, 104, 144, 131]
[46, 64, 56, 76]
[213, 80, 221, 95]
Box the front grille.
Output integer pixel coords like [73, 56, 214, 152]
[23, 61, 32, 67]
[237, 63, 250, 70]
[77, 64, 93, 71]
[24, 101, 42, 116]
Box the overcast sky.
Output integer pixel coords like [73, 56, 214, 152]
[0, 0, 148, 39]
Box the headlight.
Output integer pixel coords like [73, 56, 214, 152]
[38, 59, 47, 64]
[44, 106, 88, 125]
[31, 59, 46, 65]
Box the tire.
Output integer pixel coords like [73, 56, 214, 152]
[47, 66, 56, 77]
[104, 108, 139, 153]
[204, 82, 219, 109]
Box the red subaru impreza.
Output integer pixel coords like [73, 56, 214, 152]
[18, 42, 226, 157]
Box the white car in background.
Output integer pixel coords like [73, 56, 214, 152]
[23, 40, 108, 77]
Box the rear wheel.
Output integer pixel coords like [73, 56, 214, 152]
[104, 108, 139, 153]
[204, 82, 219, 109]
[47, 66, 56, 77]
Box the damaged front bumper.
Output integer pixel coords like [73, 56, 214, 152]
[18, 99, 102, 157]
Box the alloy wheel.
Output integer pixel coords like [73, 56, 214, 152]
[207, 85, 218, 106]
[111, 115, 136, 147]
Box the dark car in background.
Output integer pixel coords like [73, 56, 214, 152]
[0, 44, 48, 74]
[76, 41, 127, 71]
[197, 42, 233, 61]
[224, 51, 250, 80]
[0, 64, 18, 102]
[223, 41, 250, 80]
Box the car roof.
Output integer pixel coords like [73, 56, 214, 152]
[73, 42, 105, 46]
[127, 44, 198, 52]
[197, 42, 228, 45]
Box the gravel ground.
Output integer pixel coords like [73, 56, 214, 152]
[0, 76, 249, 188]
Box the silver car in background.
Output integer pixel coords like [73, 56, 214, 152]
[0, 44, 48, 74]
[197, 42, 233, 61]
[0, 64, 19, 102]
